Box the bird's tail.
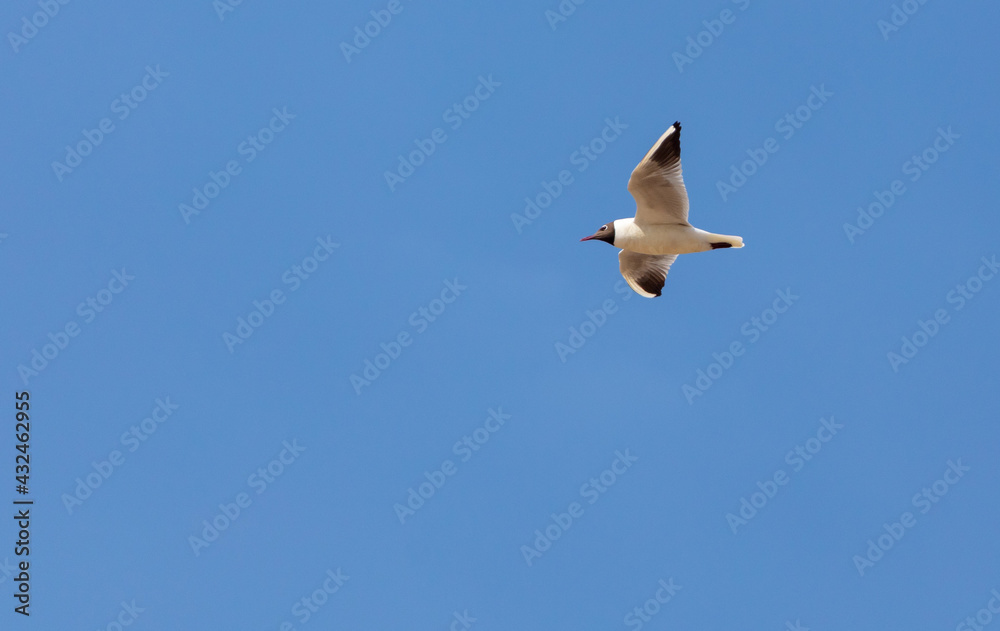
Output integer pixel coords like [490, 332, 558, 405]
[708, 234, 744, 249]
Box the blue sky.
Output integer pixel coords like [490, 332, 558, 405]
[2, 0, 999, 628]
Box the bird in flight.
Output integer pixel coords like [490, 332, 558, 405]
[580, 122, 744, 298]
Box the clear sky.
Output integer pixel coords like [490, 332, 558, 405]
[2, 0, 999, 628]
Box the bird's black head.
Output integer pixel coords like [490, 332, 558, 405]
[580, 222, 615, 246]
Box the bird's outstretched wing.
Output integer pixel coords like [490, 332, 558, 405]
[619, 250, 678, 298]
[627, 122, 689, 225]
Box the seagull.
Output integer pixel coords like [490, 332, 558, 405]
[580, 122, 744, 298]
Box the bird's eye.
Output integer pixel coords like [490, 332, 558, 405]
[601, 225, 607, 230]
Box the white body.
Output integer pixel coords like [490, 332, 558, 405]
[612, 218, 742, 256]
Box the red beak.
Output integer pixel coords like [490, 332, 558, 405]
[580, 235, 596, 241]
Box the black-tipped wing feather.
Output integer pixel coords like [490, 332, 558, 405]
[627, 122, 690, 225]
[619, 251, 678, 298]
